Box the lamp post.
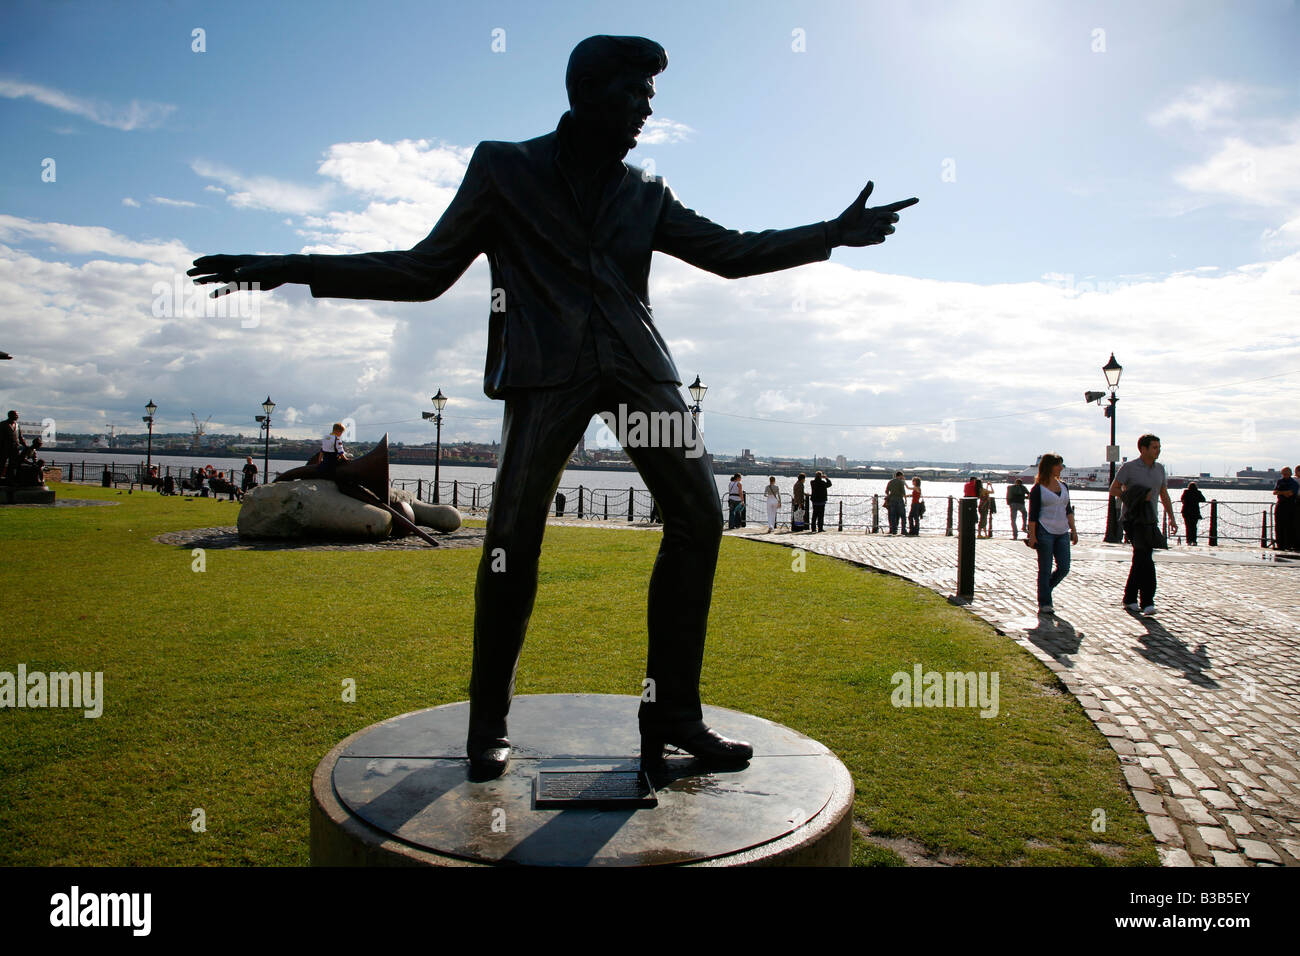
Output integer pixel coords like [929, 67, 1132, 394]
[1100, 354, 1123, 542]
[687, 374, 707, 424]
[254, 396, 275, 484]
[142, 400, 157, 477]
[422, 389, 447, 502]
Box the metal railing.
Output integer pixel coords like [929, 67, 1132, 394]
[45, 460, 1291, 548]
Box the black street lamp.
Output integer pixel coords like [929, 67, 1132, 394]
[687, 374, 707, 424]
[1099, 354, 1123, 542]
[142, 400, 157, 478]
[254, 396, 275, 484]
[422, 389, 447, 502]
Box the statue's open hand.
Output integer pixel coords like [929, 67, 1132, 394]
[834, 182, 918, 247]
[187, 254, 301, 297]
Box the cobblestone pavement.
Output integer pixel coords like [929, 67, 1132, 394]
[713, 525, 1298, 867]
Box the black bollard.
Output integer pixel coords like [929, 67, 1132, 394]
[1209, 500, 1218, 546]
[956, 496, 976, 602]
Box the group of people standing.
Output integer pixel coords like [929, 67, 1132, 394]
[729, 471, 832, 532]
[883, 471, 925, 535]
[961, 475, 1001, 538]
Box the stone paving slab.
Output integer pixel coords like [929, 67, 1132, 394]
[717, 526, 1300, 867]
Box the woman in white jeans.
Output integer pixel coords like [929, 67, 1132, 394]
[764, 477, 781, 532]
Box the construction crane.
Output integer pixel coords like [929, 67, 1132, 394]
[190, 412, 212, 450]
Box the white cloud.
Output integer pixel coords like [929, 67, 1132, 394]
[190, 160, 333, 214]
[290, 140, 476, 253]
[316, 139, 472, 204]
[637, 117, 694, 145]
[121, 197, 140, 208]
[1153, 81, 1300, 258]
[1262, 214, 1300, 251]
[150, 196, 199, 209]
[1149, 81, 1256, 131]
[1171, 126, 1300, 207]
[0, 214, 191, 264]
[0, 78, 175, 130]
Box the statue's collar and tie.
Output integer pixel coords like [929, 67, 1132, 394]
[554, 111, 629, 223]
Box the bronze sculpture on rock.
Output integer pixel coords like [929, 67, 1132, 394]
[190, 35, 918, 780]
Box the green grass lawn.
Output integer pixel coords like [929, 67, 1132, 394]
[0, 483, 1156, 866]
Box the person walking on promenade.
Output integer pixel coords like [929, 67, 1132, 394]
[1110, 434, 1178, 615]
[242, 456, 258, 492]
[1007, 478, 1028, 539]
[908, 477, 924, 536]
[791, 472, 807, 532]
[1026, 453, 1077, 615]
[885, 470, 907, 534]
[727, 474, 745, 529]
[1274, 467, 1298, 551]
[1180, 480, 1207, 546]
[763, 476, 781, 532]
[810, 470, 832, 532]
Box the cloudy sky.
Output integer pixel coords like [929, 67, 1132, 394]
[1, 0, 1296, 474]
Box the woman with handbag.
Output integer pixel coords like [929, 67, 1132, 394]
[791, 473, 807, 532]
[726, 474, 745, 529]
[1026, 453, 1077, 615]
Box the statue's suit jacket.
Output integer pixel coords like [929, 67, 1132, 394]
[306, 112, 834, 399]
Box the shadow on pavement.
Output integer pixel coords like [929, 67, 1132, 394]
[1134, 615, 1218, 688]
[1025, 614, 1083, 665]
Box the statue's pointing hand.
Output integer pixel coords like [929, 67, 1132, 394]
[187, 254, 307, 297]
[832, 182, 918, 247]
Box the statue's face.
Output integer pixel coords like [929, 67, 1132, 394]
[580, 70, 655, 151]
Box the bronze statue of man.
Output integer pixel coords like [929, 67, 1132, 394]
[191, 35, 917, 779]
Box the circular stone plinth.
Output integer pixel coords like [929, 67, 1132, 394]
[311, 694, 853, 867]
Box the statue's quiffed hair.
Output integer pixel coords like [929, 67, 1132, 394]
[565, 35, 667, 105]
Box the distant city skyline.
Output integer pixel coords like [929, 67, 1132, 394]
[1, 1, 1297, 474]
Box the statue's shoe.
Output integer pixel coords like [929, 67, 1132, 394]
[640, 722, 753, 771]
[467, 735, 510, 781]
